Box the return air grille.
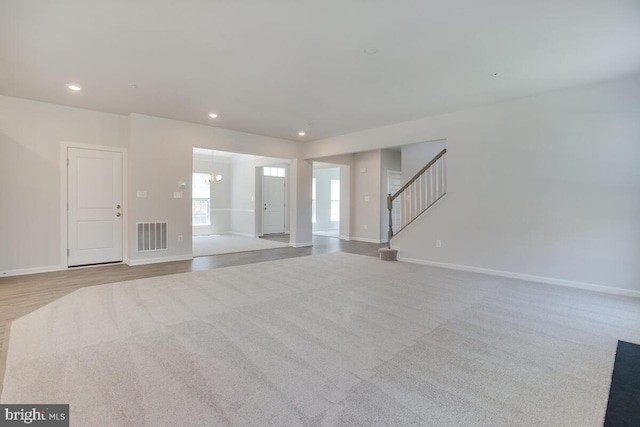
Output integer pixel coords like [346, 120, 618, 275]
[137, 222, 168, 252]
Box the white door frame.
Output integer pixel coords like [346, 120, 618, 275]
[262, 175, 286, 235]
[60, 142, 128, 268]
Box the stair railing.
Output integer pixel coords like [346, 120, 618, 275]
[387, 148, 447, 248]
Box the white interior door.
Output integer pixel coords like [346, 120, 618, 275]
[263, 176, 285, 234]
[68, 148, 123, 266]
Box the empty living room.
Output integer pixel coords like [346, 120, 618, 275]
[1, 1, 639, 426]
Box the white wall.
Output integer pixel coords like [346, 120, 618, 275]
[0, 95, 127, 275]
[339, 165, 351, 240]
[305, 75, 640, 293]
[401, 140, 447, 184]
[229, 157, 259, 237]
[4, 74, 638, 293]
[329, 149, 399, 243]
[126, 114, 304, 263]
[289, 158, 313, 247]
[352, 150, 382, 243]
[0, 103, 309, 272]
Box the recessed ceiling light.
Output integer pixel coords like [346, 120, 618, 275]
[363, 46, 379, 55]
[208, 113, 218, 118]
[298, 131, 306, 136]
[67, 84, 81, 91]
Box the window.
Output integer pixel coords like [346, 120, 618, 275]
[330, 179, 340, 222]
[264, 167, 285, 177]
[312, 178, 316, 223]
[192, 173, 210, 225]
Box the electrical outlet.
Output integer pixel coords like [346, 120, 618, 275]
[364, 224, 368, 230]
[436, 240, 442, 248]
[173, 192, 182, 199]
[178, 235, 183, 242]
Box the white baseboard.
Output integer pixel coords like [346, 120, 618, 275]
[229, 232, 256, 238]
[0, 265, 65, 277]
[351, 237, 383, 244]
[193, 231, 233, 236]
[397, 255, 640, 298]
[192, 229, 232, 236]
[339, 235, 350, 241]
[127, 255, 193, 266]
[291, 242, 313, 248]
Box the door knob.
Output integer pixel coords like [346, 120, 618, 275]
[116, 212, 122, 217]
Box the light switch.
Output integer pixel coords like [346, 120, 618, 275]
[173, 192, 182, 199]
[364, 196, 370, 202]
[137, 190, 147, 198]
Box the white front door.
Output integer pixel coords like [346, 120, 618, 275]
[67, 148, 123, 266]
[263, 176, 285, 234]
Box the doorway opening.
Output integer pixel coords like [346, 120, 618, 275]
[191, 148, 291, 257]
[262, 166, 286, 235]
[312, 163, 341, 238]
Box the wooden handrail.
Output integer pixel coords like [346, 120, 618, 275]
[390, 148, 447, 202]
[387, 148, 447, 248]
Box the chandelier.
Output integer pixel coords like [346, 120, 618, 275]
[205, 149, 222, 184]
[205, 173, 222, 184]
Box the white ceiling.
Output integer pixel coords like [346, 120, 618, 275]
[1, 1, 639, 141]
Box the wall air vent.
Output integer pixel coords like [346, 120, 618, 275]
[137, 222, 168, 252]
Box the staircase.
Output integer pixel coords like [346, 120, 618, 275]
[386, 148, 447, 249]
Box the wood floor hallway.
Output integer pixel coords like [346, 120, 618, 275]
[0, 236, 384, 391]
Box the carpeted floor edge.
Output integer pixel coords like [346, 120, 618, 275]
[604, 340, 640, 426]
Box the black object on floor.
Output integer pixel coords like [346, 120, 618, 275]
[604, 340, 640, 426]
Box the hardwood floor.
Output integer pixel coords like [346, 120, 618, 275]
[0, 236, 384, 392]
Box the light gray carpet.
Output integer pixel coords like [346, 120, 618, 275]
[2, 253, 639, 426]
[192, 234, 289, 257]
